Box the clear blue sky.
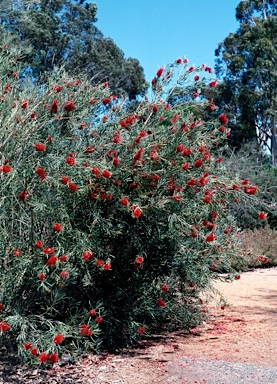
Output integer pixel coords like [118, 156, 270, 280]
[93, 0, 240, 82]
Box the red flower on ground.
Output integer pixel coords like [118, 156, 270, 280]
[157, 298, 166, 307]
[45, 255, 58, 266]
[257, 256, 269, 263]
[52, 223, 62, 232]
[53, 334, 64, 344]
[34, 143, 46, 152]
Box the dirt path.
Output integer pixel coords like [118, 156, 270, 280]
[1, 268, 276, 383]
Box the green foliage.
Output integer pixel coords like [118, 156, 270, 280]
[0, 48, 265, 364]
[0, 0, 148, 99]
[214, 0, 277, 165]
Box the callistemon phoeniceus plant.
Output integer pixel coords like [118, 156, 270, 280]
[0, 45, 265, 364]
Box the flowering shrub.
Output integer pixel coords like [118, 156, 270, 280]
[0, 45, 264, 364]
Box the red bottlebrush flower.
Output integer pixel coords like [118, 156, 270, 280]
[34, 240, 43, 248]
[95, 316, 103, 324]
[35, 167, 47, 180]
[182, 148, 192, 156]
[235, 275, 241, 280]
[216, 157, 223, 163]
[232, 184, 240, 190]
[91, 167, 101, 178]
[205, 66, 213, 73]
[257, 256, 269, 263]
[61, 176, 70, 184]
[0, 322, 11, 332]
[224, 225, 232, 234]
[102, 115, 108, 122]
[187, 178, 196, 186]
[23, 343, 32, 350]
[53, 85, 63, 92]
[42, 247, 55, 255]
[240, 179, 249, 185]
[198, 177, 208, 187]
[84, 145, 94, 153]
[79, 122, 86, 130]
[182, 162, 190, 170]
[139, 130, 147, 138]
[206, 233, 216, 242]
[176, 58, 182, 64]
[30, 348, 39, 356]
[49, 353, 59, 364]
[34, 143, 46, 151]
[244, 185, 258, 195]
[132, 207, 142, 219]
[63, 101, 75, 112]
[88, 309, 97, 317]
[80, 324, 93, 337]
[137, 327, 146, 335]
[133, 148, 144, 161]
[0, 303, 3, 310]
[135, 256, 144, 265]
[112, 157, 119, 165]
[161, 284, 169, 292]
[193, 91, 199, 98]
[68, 182, 78, 192]
[218, 113, 228, 125]
[39, 352, 48, 363]
[120, 197, 129, 206]
[0, 165, 12, 173]
[194, 159, 203, 168]
[21, 100, 28, 109]
[53, 334, 64, 345]
[176, 144, 185, 152]
[194, 75, 200, 81]
[38, 273, 46, 281]
[52, 223, 62, 232]
[103, 263, 111, 270]
[50, 99, 59, 113]
[13, 248, 21, 257]
[30, 112, 36, 118]
[65, 157, 76, 165]
[209, 80, 217, 88]
[156, 68, 164, 77]
[102, 97, 111, 105]
[189, 282, 196, 288]
[157, 298, 166, 307]
[59, 271, 69, 279]
[218, 125, 225, 133]
[45, 255, 58, 266]
[187, 66, 194, 72]
[120, 120, 127, 128]
[82, 250, 94, 260]
[59, 255, 67, 262]
[203, 196, 212, 204]
[221, 305, 225, 310]
[210, 211, 218, 219]
[102, 169, 112, 178]
[96, 259, 104, 267]
[258, 212, 267, 220]
[152, 105, 159, 113]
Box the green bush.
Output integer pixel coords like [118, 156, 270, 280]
[0, 46, 264, 364]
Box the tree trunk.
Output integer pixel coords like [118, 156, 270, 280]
[271, 116, 277, 167]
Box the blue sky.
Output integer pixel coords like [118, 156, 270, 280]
[94, 0, 241, 83]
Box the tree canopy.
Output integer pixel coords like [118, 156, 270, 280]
[0, 0, 148, 99]
[214, 0, 277, 166]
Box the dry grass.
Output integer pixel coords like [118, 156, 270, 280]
[238, 226, 277, 269]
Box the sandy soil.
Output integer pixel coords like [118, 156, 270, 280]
[1, 267, 276, 383]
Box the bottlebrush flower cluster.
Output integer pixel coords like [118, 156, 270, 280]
[0, 46, 265, 363]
